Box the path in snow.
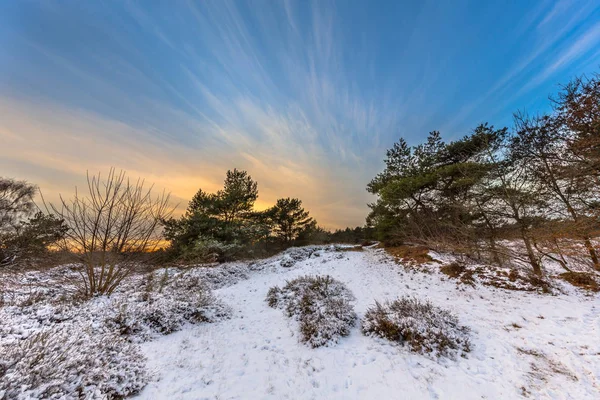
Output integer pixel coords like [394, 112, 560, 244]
[138, 248, 600, 399]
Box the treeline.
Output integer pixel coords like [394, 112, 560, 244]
[162, 169, 376, 262]
[0, 167, 371, 279]
[161, 169, 319, 262]
[367, 72, 600, 275]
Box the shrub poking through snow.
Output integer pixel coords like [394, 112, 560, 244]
[0, 324, 148, 399]
[106, 273, 229, 339]
[362, 296, 471, 358]
[0, 268, 230, 399]
[279, 247, 321, 268]
[267, 275, 356, 347]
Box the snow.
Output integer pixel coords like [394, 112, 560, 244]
[267, 275, 357, 347]
[136, 247, 600, 399]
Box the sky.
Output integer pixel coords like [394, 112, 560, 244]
[1, 0, 600, 229]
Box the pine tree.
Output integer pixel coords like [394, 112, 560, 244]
[217, 169, 258, 222]
[268, 198, 315, 243]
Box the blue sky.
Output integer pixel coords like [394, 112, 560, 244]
[1, 0, 600, 228]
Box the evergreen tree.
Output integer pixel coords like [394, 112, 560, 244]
[0, 178, 68, 267]
[366, 124, 546, 275]
[217, 169, 258, 222]
[268, 198, 315, 243]
[552, 73, 600, 270]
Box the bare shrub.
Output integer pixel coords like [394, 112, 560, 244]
[48, 169, 174, 297]
[267, 275, 356, 347]
[362, 297, 471, 358]
[0, 324, 148, 399]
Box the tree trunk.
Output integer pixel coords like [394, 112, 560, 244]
[521, 229, 542, 276]
[488, 236, 502, 267]
[583, 237, 600, 270]
[561, 199, 600, 270]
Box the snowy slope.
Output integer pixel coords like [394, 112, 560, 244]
[137, 247, 600, 399]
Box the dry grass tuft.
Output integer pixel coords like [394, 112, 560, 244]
[559, 272, 599, 292]
[385, 245, 433, 264]
[440, 262, 465, 278]
[440, 262, 476, 285]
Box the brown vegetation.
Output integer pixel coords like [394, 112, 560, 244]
[385, 245, 433, 264]
[440, 262, 476, 285]
[559, 272, 599, 292]
[47, 169, 174, 297]
[362, 297, 471, 358]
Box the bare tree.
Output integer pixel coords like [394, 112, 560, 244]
[48, 169, 174, 296]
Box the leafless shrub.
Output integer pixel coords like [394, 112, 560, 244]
[47, 169, 174, 297]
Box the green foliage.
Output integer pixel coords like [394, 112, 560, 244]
[1, 212, 68, 263]
[267, 198, 315, 243]
[217, 169, 259, 222]
[367, 126, 505, 246]
[0, 178, 68, 267]
[367, 71, 600, 274]
[0, 177, 37, 234]
[328, 226, 374, 244]
[163, 171, 320, 261]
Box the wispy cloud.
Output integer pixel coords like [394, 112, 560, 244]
[1, 0, 600, 228]
[440, 0, 600, 135]
[528, 22, 600, 88]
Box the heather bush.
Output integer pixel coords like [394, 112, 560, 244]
[267, 275, 356, 347]
[106, 273, 228, 339]
[178, 237, 245, 263]
[278, 247, 322, 268]
[362, 296, 471, 358]
[0, 324, 148, 399]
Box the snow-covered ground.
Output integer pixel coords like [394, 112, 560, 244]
[137, 247, 600, 399]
